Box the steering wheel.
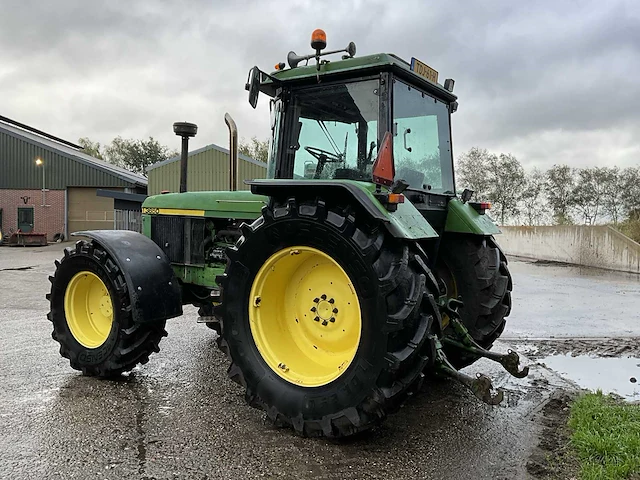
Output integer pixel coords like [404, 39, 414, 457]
[304, 146, 343, 163]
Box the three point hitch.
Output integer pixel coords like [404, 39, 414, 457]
[434, 298, 529, 405]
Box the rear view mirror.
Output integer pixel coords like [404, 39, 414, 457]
[246, 67, 261, 109]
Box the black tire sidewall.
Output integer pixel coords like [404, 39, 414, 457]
[51, 253, 125, 366]
[438, 242, 485, 335]
[224, 215, 389, 420]
[436, 234, 511, 368]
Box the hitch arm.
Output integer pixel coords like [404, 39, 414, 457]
[443, 298, 529, 379]
[443, 339, 530, 379]
[431, 336, 504, 405]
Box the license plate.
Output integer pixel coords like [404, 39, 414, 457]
[410, 57, 438, 83]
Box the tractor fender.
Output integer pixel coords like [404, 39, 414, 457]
[247, 179, 438, 240]
[444, 198, 502, 235]
[73, 230, 183, 324]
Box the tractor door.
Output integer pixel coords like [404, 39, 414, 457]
[391, 76, 456, 232]
[391, 78, 454, 195]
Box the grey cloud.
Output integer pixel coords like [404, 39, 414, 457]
[1, 0, 638, 168]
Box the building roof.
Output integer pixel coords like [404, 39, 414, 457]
[96, 189, 148, 202]
[146, 142, 266, 172]
[0, 117, 147, 187]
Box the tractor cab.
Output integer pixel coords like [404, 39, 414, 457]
[246, 30, 458, 199]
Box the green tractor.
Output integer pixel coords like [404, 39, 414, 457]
[47, 30, 527, 438]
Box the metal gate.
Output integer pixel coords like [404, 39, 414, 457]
[114, 210, 142, 233]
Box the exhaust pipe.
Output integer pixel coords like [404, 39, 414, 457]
[173, 122, 198, 193]
[224, 113, 238, 191]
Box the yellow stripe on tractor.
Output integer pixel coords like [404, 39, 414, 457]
[158, 208, 205, 217]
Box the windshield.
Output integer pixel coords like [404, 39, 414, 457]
[393, 79, 454, 194]
[287, 80, 379, 181]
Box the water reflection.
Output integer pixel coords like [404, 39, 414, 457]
[539, 354, 640, 400]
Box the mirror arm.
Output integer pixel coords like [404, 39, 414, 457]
[259, 69, 284, 84]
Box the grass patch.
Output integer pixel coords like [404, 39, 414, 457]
[569, 392, 640, 479]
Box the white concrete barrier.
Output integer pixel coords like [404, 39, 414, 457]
[498, 225, 640, 274]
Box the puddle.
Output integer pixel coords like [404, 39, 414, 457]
[539, 354, 640, 400]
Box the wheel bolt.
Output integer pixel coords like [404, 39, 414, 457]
[329, 317, 335, 323]
[314, 316, 320, 322]
[313, 297, 320, 303]
[328, 298, 335, 304]
[321, 294, 327, 300]
[322, 320, 328, 326]
[310, 306, 316, 312]
[278, 363, 289, 372]
[333, 308, 338, 314]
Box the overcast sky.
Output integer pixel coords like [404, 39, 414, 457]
[1, 0, 639, 170]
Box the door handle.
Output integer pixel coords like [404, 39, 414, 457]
[403, 128, 412, 152]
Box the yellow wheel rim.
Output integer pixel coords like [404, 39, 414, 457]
[249, 246, 362, 387]
[64, 271, 114, 348]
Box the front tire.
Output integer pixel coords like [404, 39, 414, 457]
[47, 240, 167, 376]
[218, 198, 441, 437]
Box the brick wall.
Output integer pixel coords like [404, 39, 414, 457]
[0, 189, 66, 241]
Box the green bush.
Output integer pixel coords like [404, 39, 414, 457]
[617, 219, 640, 244]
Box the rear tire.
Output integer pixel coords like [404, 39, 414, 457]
[435, 234, 512, 369]
[218, 198, 441, 438]
[47, 240, 167, 376]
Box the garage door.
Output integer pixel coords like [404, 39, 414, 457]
[67, 187, 115, 234]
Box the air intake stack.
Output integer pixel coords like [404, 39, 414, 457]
[173, 121, 198, 193]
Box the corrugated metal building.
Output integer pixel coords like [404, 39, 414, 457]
[147, 143, 267, 195]
[0, 116, 147, 241]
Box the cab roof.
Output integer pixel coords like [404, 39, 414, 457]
[260, 53, 457, 103]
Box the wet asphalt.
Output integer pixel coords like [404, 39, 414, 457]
[0, 244, 638, 480]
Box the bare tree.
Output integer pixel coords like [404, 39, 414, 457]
[78, 137, 104, 160]
[573, 167, 610, 224]
[621, 167, 640, 221]
[601, 167, 624, 225]
[545, 165, 576, 224]
[239, 136, 269, 163]
[520, 167, 546, 225]
[486, 153, 526, 225]
[456, 147, 493, 201]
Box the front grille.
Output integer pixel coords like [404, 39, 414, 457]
[151, 215, 206, 265]
[188, 219, 205, 264]
[151, 216, 185, 263]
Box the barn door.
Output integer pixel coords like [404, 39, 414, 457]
[17, 207, 34, 232]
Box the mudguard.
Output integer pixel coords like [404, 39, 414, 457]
[247, 179, 438, 240]
[444, 198, 502, 235]
[73, 230, 183, 324]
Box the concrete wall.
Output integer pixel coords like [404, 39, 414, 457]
[499, 225, 640, 274]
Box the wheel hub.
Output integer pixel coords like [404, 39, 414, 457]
[249, 246, 362, 387]
[64, 271, 114, 349]
[311, 295, 338, 326]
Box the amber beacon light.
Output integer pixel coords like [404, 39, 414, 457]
[311, 29, 327, 50]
